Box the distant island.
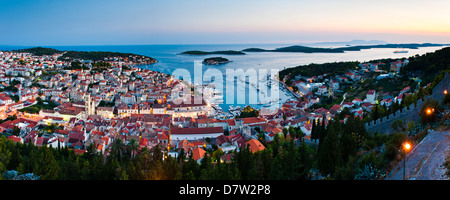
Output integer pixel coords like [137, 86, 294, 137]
[333, 43, 445, 51]
[202, 57, 231, 65]
[187, 43, 448, 55]
[179, 50, 245, 55]
[243, 45, 343, 53]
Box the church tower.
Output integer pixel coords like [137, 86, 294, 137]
[85, 94, 96, 117]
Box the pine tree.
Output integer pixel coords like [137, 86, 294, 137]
[80, 160, 90, 180]
[117, 167, 129, 180]
[36, 145, 60, 180]
[372, 104, 379, 122]
[320, 116, 326, 140]
[0, 136, 11, 178]
[268, 152, 284, 180]
[311, 119, 317, 141]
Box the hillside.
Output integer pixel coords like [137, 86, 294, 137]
[13, 47, 63, 56]
[279, 61, 360, 80]
[59, 50, 157, 63]
[401, 46, 450, 83]
[12, 47, 157, 63]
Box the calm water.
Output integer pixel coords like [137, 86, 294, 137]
[1, 44, 447, 111]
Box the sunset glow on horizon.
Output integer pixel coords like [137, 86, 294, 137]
[0, 0, 449, 45]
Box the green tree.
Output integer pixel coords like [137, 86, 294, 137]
[282, 128, 288, 139]
[419, 98, 442, 124]
[443, 93, 450, 105]
[0, 136, 11, 179]
[311, 119, 318, 141]
[163, 155, 182, 180]
[212, 149, 224, 163]
[182, 154, 199, 180]
[127, 138, 139, 158]
[110, 138, 125, 162]
[117, 167, 129, 180]
[371, 105, 386, 121]
[36, 145, 60, 180]
[317, 120, 340, 176]
[80, 160, 91, 180]
[236, 106, 259, 118]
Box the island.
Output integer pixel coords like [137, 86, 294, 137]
[180, 43, 448, 56]
[243, 45, 343, 53]
[202, 57, 231, 65]
[179, 50, 245, 55]
[242, 43, 446, 54]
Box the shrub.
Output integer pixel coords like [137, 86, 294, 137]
[443, 93, 450, 105]
[419, 98, 442, 124]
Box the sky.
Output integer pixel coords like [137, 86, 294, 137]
[1, 0, 449, 46]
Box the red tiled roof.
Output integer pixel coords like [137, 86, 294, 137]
[197, 118, 219, 124]
[91, 131, 105, 136]
[329, 104, 341, 111]
[226, 119, 236, 126]
[177, 139, 193, 153]
[192, 141, 204, 147]
[314, 108, 328, 114]
[7, 135, 22, 143]
[241, 117, 266, 125]
[171, 127, 223, 135]
[54, 129, 70, 135]
[192, 147, 206, 161]
[246, 139, 265, 153]
[158, 132, 169, 140]
[170, 98, 207, 108]
[139, 138, 149, 146]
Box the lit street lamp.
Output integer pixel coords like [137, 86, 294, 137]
[403, 142, 411, 151]
[402, 141, 412, 180]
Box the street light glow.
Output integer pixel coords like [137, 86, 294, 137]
[404, 143, 410, 150]
[402, 141, 412, 180]
[403, 142, 412, 152]
[426, 108, 432, 115]
[444, 90, 448, 95]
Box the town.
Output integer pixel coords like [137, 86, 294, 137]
[0, 47, 448, 180]
[0, 48, 271, 164]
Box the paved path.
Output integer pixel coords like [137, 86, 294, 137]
[385, 130, 450, 180]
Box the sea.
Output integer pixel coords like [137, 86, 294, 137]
[1, 44, 446, 112]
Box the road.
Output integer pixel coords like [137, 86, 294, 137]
[340, 93, 347, 105]
[385, 129, 450, 180]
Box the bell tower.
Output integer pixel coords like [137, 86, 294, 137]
[328, 78, 334, 98]
[85, 94, 96, 117]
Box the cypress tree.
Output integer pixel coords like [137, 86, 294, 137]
[311, 119, 317, 141]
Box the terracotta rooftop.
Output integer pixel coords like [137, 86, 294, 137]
[192, 147, 206, 161]
[246, 139, 265, 153]
[171, 127, 223, 135]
